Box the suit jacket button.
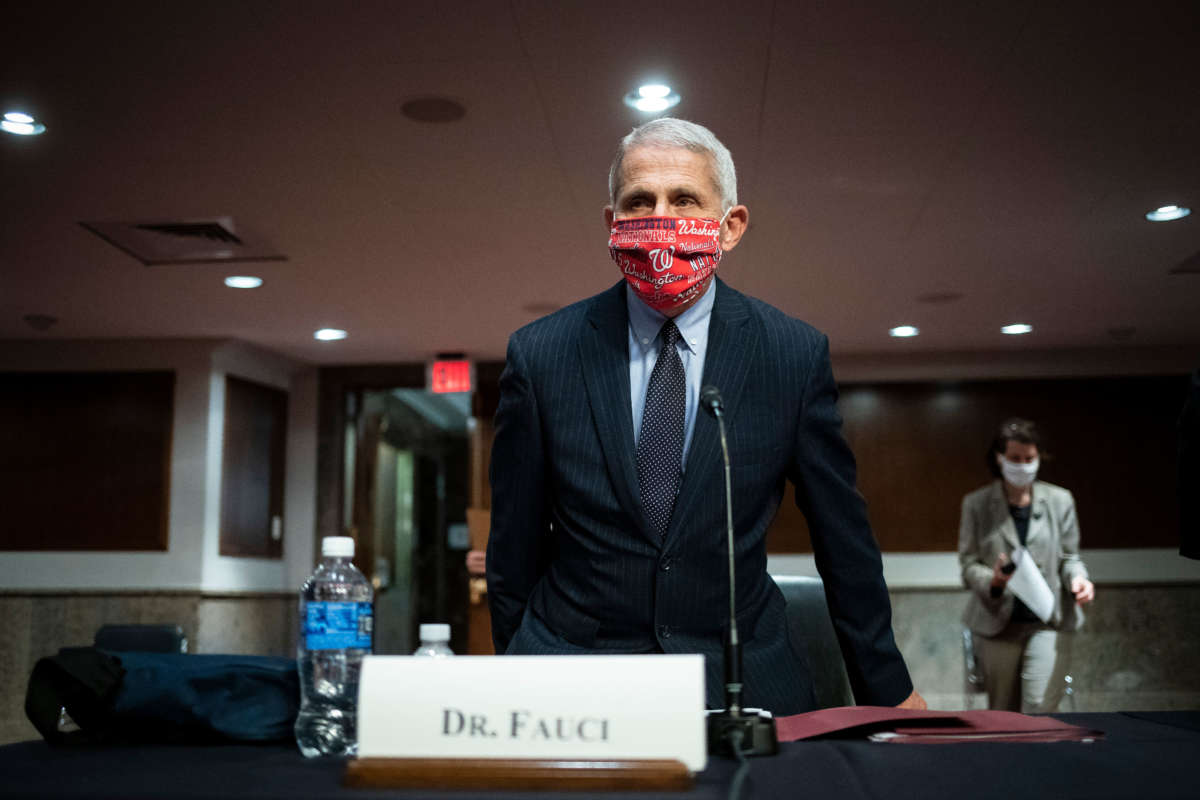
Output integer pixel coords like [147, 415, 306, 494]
[660, 558, 672, 571]
[658, 625, 671, 638]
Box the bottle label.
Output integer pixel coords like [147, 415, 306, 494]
[304, 601, 373, 650]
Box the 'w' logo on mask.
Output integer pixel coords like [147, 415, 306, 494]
[648, 246, 675, 272]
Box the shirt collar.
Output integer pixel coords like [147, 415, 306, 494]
[626, 279, 716, 355]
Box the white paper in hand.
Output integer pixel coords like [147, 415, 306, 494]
[1007, 546, 1055, 623]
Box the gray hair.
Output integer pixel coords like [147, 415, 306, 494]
[608, 117, 738, 210]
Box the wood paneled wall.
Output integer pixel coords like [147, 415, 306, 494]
[0, 371, 174, 551]
[765, 375, 1189, 552]
[220, 375, 287, 558]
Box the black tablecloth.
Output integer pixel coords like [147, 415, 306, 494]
[3, 712, 1197, 800]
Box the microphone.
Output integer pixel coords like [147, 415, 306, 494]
[700, 385, 723, 416]
[700, 385, 779, 759]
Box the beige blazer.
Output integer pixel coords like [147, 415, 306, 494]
[959, 480, 1089, 636]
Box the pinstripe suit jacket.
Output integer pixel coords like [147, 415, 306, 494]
[486, 278, 913, 714]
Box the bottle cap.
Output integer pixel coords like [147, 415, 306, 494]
[419, 623, 451, 642]
[322, 536, 355, 557]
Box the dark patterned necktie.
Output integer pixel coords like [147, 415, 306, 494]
[637, 320, 686, 536]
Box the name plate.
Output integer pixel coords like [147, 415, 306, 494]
[357, 654, 707, 772]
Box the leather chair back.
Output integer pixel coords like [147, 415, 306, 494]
[772, 575, 854, 708]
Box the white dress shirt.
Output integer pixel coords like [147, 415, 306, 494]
[626, 280, 716, 468]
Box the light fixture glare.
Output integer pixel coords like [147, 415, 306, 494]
[638, 84, 671, 99]
[224, 276, 263, 289]
[1, 119, 45, 136]
[623, 88, 681, 113]
[889, 325, 919, 338]
[4, 111, 34, 123]
[1001, 323, 1033, 335]
[1145, 204, 1191, 222]
[314, 328, 348, 341]
[634, 96, 671, 112]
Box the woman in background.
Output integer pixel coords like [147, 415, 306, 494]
[958, 418, 1095, 712]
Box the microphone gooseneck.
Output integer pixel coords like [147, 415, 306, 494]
[701, 386, 740, 714]
[701, 385, 778, 760]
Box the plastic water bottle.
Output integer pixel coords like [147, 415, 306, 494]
[295, 536, 374, 757]
[412, 623, 454, 657]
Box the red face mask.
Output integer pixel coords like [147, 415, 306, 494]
[609, 215, 724, 313]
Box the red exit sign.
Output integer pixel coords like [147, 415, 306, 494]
[429, 359, 473, 393]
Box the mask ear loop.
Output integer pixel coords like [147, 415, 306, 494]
[715, 207, 734, 250]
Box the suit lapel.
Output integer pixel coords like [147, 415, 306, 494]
[579, 282, 653, 543]
[990, 483, 1021, 551]
[665, 279, 757, 547]
[1026, 484, 1050, 545]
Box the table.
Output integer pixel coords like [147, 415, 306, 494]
[3, 713, 1197, 800]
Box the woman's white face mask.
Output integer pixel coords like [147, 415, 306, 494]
[999, 456, 1039, 488]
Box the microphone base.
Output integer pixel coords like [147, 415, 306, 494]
[705, 708, 779, 758]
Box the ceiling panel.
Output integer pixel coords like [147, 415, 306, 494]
[2, 0, 1197, 362]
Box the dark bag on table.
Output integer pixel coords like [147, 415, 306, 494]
[25, 647, 299, 745]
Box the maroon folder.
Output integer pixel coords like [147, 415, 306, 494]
[775, 707, 1103, 744]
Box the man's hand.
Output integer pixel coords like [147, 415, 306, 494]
[1071, 576, 1095, 605]
[895, 689, 927, 710]
[465, 549, 486, 577]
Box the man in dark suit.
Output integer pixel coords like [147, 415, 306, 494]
[487, 118, 924, 714]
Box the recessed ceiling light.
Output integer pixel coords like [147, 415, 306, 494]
[889, 325, 919, 338]
[2, 110, 46, 136]
[1001, 323, 1033, 335]
[1145, 204, 1191, 222]
[623, 84, 681, 113]
[224, 276, 263, 289]
[314, 328, 347, 341]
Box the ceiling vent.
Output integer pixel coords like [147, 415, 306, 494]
[1170, 250, 1200, 274]
[80, 217, 286, 265]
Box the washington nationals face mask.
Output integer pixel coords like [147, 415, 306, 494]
[609, 213, 728, 313]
